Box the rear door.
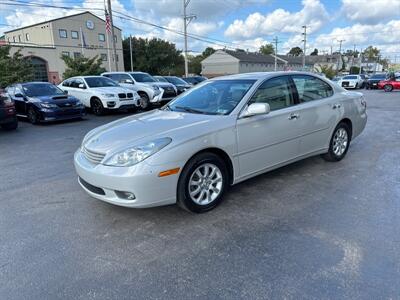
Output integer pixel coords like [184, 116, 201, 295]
[236, 76, 302, 178]
[290, 74, 340, 154]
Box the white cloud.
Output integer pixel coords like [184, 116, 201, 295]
[341, 0, 400, 24]
[224, 0, 329, 39]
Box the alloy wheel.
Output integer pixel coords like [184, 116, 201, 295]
[332, 128, 348, 156]
[188, 163, 223, 205]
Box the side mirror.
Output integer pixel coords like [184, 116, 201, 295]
[63, 90, 68, 95]
[241, 103, 270, 118]
[78, 83, 86, 89]
[123, 79, 134, 84]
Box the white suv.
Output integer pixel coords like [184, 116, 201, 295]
[337, 75, 364, 89]
[58, 76, 141, 115]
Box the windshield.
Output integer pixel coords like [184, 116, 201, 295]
[166, 79, 255, 115]
[130, 73, 156, 83]
[166, 76, 188, 85]
[85, 77, 118, 88]
[154, 76, 168, 82]
[23, 83, 64, 97]
[343, 76, 358, 80]
[371, 74, 386, 79]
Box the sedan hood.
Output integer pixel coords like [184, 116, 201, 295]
[83, 109, 226, 154]
[30, 94, 79, 104]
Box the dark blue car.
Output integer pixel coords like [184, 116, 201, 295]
[6, 82, 85, 124]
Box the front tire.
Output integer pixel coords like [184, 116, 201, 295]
[138, 93, 150, 110]
[177, 152, 229, 213]
[322, 122, 351, 162]
[91, 98, 105, 116]
[28, 107, 40, 124]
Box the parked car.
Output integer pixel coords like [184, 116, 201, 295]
[337, 75, 364, 89]
[153, 76, 169, 83]
[359, 74, 368, 88]
[0, 90, 18, 130]
[74, 72, 367, 213]
[378, 75, 400, 92]
[182, 76, 207, 85]
[102, 72, 163, 110]
[366, 73, 387, 89]
[162, 76, 192, 94]
[6, 82, 85, 124]
[59, 76, 140, 116]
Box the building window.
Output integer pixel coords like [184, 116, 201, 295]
[18, 35, 21, 42]
[61, 51, 70, 57]
[59, 29, 67, 38]
[100, 53, 107, 61]
[13, 36, 16, 43]
[115, 54, 118, 62]
[25, 33, 30, 41]
[98, 33, 105, 42]
[114, 35, 117, 43]
[71, 31, 79, 39]
[73, 52, 82, 59]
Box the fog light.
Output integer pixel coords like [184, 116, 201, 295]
[115, 191, 135, 200]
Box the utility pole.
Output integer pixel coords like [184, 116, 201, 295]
[183, 0, 196, 77]
[359, 48, 363, 74]
[336, 39, 345, 72]
[129, 34, 133, 72]
[107, 0, 118, 71]
[302, 25, 307, 70]
[273, 36, 279, 71]
[350, 44, 356, 70]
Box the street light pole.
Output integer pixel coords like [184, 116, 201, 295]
[302, 25, 307, 70]
[183, 0, 196, 77]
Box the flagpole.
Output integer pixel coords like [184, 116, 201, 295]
[105, 7, 112, 72]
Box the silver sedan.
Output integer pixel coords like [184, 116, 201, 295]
[74, 72, 367, 213]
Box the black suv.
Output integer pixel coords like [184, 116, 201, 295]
[0, 90, 18, 130]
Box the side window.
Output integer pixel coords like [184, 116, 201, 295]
[118, 74, 131, 83]
[14, 86, 23, 95]
[6, 86, 15, 96]
[70, 79, 83, 88]
[395, 76, 400, 82]
[249, 76, 294, 111]
[62, 80, 70, 87]
[292, 75, 333, 102]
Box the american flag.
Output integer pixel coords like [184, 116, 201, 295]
[105, 10, 111, 34]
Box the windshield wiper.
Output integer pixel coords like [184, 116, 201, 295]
[174, 106, 207, 114]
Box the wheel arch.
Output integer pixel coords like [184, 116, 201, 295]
[184, 147, 235, 185]
[339, 118, 353, 140]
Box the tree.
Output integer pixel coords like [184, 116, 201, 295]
[188, 54, 203, 75]
[287, 47, 303, 56]
[315, 64, 336, 79]
[123, 37, 184, 75]
[349, 66, 360, 74]
[61, 55, 105, 78]
[310, 48, 318, 56]
[0, 45, 33, 88]
[363, 46, 380, 60]
[345, 49, 359, 58]
[259, 43, 275, 55]
[201, 47, 216, 58]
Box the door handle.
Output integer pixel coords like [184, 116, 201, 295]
[288, 113, 299, 120]
[332, 103, 341, 109]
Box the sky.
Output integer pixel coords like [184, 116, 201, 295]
[1, 0, 400, 60]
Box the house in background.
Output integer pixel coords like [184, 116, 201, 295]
[2, 11, 123, 83]
[201, 49, 342, 77]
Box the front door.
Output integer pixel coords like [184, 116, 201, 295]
[12, 85, 28, 115]
[236, 76, 301, 179]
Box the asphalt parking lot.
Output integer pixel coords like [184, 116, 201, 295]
[1, 89, 399, 299]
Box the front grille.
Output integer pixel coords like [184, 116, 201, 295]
[82, 146, 105, 164]
[118, 93, 126, 99]
[342, 81, 349, 87]
[127, 93, 133, 98]
[79, 177, 105, 195]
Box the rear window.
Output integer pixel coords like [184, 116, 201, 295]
[343, 76, 358, 80]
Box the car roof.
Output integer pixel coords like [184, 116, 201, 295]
[212, 71, 327, 81]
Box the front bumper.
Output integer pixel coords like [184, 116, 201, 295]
[341, 81, 358, 89]
[40, 107, 86, 122]
[150, 92, 164, 104]
[102, 98, 140, 109]
[74, 149, 179, 208]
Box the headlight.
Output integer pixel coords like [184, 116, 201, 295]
[40, 103, 58, 108]
[152, 85, 160, 91]
[101, 93, 115, 98]
[104, 137, 172, 167]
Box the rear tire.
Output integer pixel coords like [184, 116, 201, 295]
[322, 122, 351, 162]
[384, 84, 393, 92]
[91, 98, 105, 116]
[28, 107, 40, 124]
[177, 152, 229, 213]
[1, 118, 18, 130]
